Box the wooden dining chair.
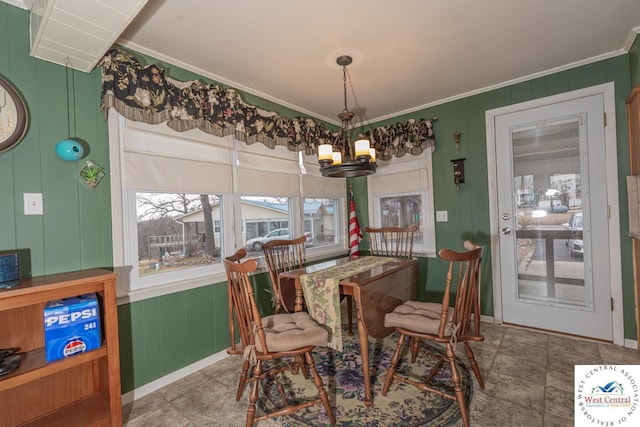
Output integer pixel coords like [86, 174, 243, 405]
[365, 225, 417, 258]
[262, 235, 306, 313]
[381, 240, 484, 427]
[340, 225, 418, 334]
[224, 249, 335, 426]
[225, 248, 255, 401]
[226, 247, 308, 397]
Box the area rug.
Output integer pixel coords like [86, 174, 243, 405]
[258, 325, 473, 426]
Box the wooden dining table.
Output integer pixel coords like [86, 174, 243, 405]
[279, 255, 419, 407]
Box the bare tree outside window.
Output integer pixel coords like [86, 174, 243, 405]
[136, 192, 221, 277]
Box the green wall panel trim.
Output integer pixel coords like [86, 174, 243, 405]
[213, 282, 232, 350]
[543, 71, 570, 96]
[117, 304, 135, 393]
[510, 81, 534, 105]
[185, 286, 216, 361]
[141, 298, 162, 384]
[414, 257, 430, 301]
[631, 34, 640, 87]
[126, 299, 148, 387]
[158, 293, 188, 375]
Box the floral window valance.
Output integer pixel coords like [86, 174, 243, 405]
[99, 48, 436, 161]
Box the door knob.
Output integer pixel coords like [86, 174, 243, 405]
[501, 227, 511, 235]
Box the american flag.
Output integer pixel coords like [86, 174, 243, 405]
[348, 188, 362, 257]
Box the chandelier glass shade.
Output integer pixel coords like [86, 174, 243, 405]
[318, 55, 376, 178]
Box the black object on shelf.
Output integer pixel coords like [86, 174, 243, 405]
[0, 347, 22, 378]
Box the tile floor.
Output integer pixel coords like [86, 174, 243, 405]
[122, 321, 640, 426]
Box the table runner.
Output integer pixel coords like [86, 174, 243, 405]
[300, 256, 396, 351]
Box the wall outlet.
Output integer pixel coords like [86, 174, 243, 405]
[24, 193, 43, 215]
[436, 210, 448, 222]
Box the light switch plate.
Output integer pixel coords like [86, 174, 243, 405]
[24, 193, 43, 215]
[436, 210, 448, 222]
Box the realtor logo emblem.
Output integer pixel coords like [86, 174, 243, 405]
[575, 365, 640, 426]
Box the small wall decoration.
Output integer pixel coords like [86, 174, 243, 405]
[55, 57, 87, 162]
[55, 139, 84, 161]
[451, 158, 466, 191]
[79, 160, 105, 188]
[0, 75, 29, 154]
[453, 131, 461, 153]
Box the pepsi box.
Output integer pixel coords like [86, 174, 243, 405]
[44, 293, 101, 363]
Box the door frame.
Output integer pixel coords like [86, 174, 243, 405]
[485, 82, 624, 345]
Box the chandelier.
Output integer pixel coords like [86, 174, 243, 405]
[318, 55, 377, 178]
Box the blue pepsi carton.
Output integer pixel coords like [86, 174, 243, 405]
[44, 293, 101, 363]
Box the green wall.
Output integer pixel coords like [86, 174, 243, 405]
[355, 53, 634, 324]
[0, 3, 112, 276]
[1, 2, 638, 394]
[630, 36, 640, 88]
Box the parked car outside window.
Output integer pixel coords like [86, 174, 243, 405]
[563, 212, 583, 257]
[245, 228, 290, 251]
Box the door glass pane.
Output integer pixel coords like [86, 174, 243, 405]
[512, 120, 587, 307]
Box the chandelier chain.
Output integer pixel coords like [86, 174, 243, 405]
[316, 55, 376, 177]
[343, 65, 348, 114]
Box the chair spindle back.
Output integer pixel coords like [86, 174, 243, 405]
[365, 226, 417, 259]
[263, 235, 307, 312]
[437, 240, 483, 340]
[224, 250, 267, 353]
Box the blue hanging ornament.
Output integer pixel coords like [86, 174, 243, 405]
[55, 57, 87, 162]
[55, 138, 84, 161]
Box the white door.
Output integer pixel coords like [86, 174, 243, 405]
[493, 93, 613, 340]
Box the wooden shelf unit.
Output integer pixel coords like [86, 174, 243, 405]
[0, 269, 121, 427]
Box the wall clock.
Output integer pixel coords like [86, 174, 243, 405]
[0, 75, 29, 154]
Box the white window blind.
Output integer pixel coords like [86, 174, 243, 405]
[369, 153, 431, 196]
[234, 142, 300, 196]
[300, 153, 346, 197]
[122, 120, 233, 194]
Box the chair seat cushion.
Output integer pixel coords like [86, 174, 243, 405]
[256, 312, 328, 352]
[384, 301, 453, 335]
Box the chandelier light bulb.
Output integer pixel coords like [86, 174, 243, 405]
[331, 152, 342, 165]
[354, 139, 370, 157]
[318, 144, 333, 161]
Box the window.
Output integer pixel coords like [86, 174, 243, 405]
[379, 194, 422, 228]
[304, 197, 339, 250]
[109, 112, 348, 300]
[242, 196, 291, 253]
[125, 190, 224, 291]
[135, 192, 221, 278]
[368, 151, 436, 255]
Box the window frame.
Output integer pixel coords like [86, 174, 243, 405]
[108, 111, 348, 303]
[302, 196, 344, 258]
[124, 189, 225, 291]
[367, 150, 436, 256]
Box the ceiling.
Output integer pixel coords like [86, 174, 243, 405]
[6, 0, 640, 125]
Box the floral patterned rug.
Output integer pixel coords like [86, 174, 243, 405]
[259, 325, 473, 426]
